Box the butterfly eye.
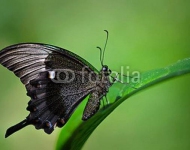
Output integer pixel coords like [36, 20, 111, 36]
[102, 65, 108, 71]
[102, 65, 111, 76]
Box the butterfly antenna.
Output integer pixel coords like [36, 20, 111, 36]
[96, 46, 103, 66]
[96, 30, 109, 66]
[102, 30, 109, 65]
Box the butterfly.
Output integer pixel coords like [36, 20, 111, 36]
[0, 30, 114, 138]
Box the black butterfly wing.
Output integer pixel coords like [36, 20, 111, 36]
[0, 43, 99, 135]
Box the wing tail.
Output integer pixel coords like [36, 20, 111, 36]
[5, 118, 30, 138]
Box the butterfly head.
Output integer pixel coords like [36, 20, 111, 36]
[101, 65, 111, 76]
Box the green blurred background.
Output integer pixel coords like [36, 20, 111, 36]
[0, 0, 190, 150]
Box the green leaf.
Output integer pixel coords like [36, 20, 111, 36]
[56, 57, 190, 150]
